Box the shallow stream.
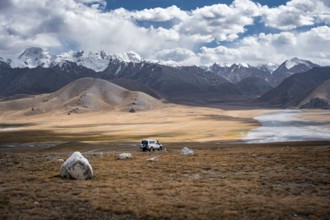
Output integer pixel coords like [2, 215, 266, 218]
[243, 110, 330, 143]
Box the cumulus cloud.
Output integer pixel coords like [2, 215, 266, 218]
[199, 26, 330, 66]
[0, 0, 329, 66]
[261, 0, 330, 30]
[177, 0, 261, 42]
[112, 5, 188, 22]
[154, 48, 199, 65]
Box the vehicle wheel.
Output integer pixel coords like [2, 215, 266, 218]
[158, 146, 163, 151]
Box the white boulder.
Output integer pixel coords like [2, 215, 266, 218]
[180, 147, 194, 155]
[117, 153, 132, 160]
[60, 152, 93, 180]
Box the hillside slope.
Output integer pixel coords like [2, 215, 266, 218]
[0, 77, 162, 114]
[299, 79, 330, 109]
[257, 67, 330, 108]
[236, 77, 273, 96]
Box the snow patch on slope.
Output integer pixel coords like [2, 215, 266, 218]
[114, 51, 144, 63]
[285, 57, 312, 69]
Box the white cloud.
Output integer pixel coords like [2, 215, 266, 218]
[112, 5, 188, 22]
[154, 48, 199, 65]
[177, 0, 261, 42]
[261, 0, 330, 30]
[199, 26, 330, 66]
[0, 0, 329, 66]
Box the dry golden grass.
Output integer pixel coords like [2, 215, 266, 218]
[299, 109, 330, 122]
[0, 143, 329, 219]
[0, 104, 268, 143]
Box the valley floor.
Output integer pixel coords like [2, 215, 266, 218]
[0, 106, 329, 219]
[0, 104, 270, 143]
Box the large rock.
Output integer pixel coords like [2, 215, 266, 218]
[60, 152, 93, 180]
[117, 153, 132, 160]
[180, 147, 194, 155]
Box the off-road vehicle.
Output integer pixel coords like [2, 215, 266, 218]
[140, 140, 163, 151]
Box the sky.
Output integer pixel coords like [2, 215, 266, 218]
[0, 0, 329, 66]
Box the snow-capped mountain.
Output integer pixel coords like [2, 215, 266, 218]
[9, 47, 55, 68]
[55, 50, 111, 72]
[284, 57, 314, 69]
[0, 48, 320, 88]
[5, 47, 149, 72]
[268, 57, 318, 86]
[113, 51, 144, 63]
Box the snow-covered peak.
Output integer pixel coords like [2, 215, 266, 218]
[76, 51, 110, 72]
[55, 50, 110, 72]
[10, 47, 54, 68]
[114, 51, 144, 63]
[284, 57, 313, 69]
[55, 50, 83, 63]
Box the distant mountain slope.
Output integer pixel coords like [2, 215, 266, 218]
[236, 77, 273, 96]
[257, 67, 330, 108]
[268, 58, 318, 86]
[299, 79, 330, 109]
[102, 64, 242, 103]
[0, 62, 98, 97]
[209, 63, 270, 83]
[0, 77, 162, 114]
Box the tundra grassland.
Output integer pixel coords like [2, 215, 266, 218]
[0, 142, 329, 220]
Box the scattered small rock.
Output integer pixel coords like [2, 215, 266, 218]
[57, 159, 64, 162]
[60, 152, 93, 180]
[147, 157, 158, 161]
[117, 153, 132, 160]
[180, 147, 194, 155]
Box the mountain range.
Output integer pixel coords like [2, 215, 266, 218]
[0, 47, 328, 109]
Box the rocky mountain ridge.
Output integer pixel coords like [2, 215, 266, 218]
[0, 47, 326, 108]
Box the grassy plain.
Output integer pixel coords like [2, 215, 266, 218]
[0, 142, 329, 219]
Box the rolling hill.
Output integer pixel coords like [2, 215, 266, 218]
[0, 77, 163, 115]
